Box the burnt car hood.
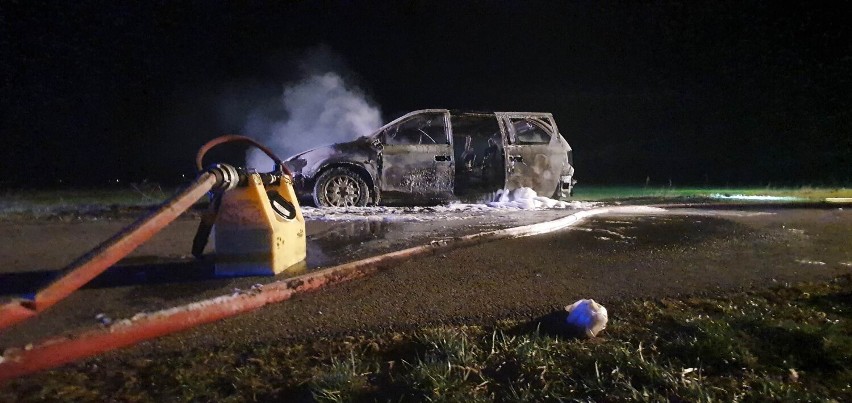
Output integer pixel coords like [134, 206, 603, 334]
[283, 136, 378, 179]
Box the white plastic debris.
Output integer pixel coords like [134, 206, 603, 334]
[95, 313, 112, 326]
[565, 299, 609, 337]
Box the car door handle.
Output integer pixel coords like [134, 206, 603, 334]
[509, 155, 524, 162]
[434, 155, 451, 162]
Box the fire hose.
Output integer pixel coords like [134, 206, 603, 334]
[0, 205, 619, 381]
[0, 135, 288, 332]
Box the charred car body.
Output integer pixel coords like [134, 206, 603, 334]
[284, 109, 576, 207]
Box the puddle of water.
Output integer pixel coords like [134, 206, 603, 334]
[303, 209, 584, 269]
[307, 220, 396, 268]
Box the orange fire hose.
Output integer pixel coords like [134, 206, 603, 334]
[0, 208, 615, 381]
[0, 232, 477, 381]
[0, 134, 268, 333]
[0, 172, 220, 331]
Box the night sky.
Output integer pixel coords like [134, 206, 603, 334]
[2, 1, 850, 188]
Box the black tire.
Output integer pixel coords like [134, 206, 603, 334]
[312, 167, 370, 207]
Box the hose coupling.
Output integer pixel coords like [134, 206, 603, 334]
[207, 163, 240, 191]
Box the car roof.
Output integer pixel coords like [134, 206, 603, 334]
[373, 109, 556, 135]
[449, 109, 553, 117]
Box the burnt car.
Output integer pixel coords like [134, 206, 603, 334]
[284, 109, 576, 207]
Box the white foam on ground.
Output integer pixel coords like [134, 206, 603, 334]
[795, 259, 826, 266]
[487, 187, 581, 209]
[710, 194, 805, 201]
[301, 187, 600, 222]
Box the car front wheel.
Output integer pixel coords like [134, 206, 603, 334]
[312, 167, 370, 207]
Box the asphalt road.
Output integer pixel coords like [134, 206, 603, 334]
[1, 204, 851, 353]
[0, 207, 579, 349]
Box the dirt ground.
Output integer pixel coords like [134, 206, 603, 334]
[2, 204, 849, 357]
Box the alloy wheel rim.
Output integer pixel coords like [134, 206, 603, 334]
[325, 175, 361, 207]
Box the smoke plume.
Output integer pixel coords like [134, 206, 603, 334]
[243, 48, 382, 170]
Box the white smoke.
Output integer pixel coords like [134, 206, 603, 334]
[244, 49, 382, 170]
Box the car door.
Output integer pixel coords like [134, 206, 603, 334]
[499, 113, 564, 197]
[379, 111, 454, 204]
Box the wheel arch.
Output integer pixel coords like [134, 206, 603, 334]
[312, 162, 378, 205]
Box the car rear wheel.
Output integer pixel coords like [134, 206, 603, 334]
[313, 167, 370, 207]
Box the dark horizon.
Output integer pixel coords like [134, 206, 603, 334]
[2, 1, 850, 189]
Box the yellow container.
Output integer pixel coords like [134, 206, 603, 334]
[213, 173, 307, 277]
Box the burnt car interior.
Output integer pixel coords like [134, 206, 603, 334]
[451, 114, 506, 200]
[509, 118, 554, 144]
[384, 114, 446, 145]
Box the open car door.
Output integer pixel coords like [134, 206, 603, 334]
[498, 112, 565, 198]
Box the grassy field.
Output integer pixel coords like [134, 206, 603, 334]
[0, 186, 171, 208]
[4, 276, 851, 401]
[0, 186, 175, 220]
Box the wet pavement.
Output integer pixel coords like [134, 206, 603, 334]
[0, 207, 581, 349]
[140, 206, 850, 350]
[1, 204, 850, 351]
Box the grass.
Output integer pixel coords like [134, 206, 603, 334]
[0, 185, 177, 220]
[3, 275, 851, 401]
[573, 185, 852, 201]
[1, 183, 171, 206]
